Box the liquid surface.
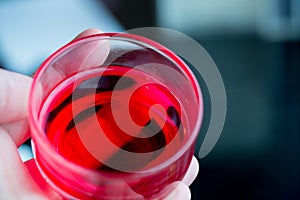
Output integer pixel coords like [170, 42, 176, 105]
[41, 65, 185, 171]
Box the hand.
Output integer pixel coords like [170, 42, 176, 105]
[0, 29, 199, 200]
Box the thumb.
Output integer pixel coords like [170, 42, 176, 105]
[0, 128, 47, 199]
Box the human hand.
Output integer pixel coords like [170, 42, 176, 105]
[0, 29, 199, 200]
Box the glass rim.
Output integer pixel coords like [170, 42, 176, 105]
[29, 32, 204, 178]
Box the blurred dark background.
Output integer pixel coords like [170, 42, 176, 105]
[1, 0, 300, 199]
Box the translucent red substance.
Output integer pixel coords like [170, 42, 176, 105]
[43, 66, 183, 170]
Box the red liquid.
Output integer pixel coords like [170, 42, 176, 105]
[40, 65, 192, 198]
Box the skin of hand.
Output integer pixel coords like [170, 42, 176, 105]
[0, 29, 199, 200]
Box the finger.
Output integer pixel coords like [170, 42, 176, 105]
[59, 28, 109, 72]
[0, 69, 32, 123]
[73, 28, 104, 40]
[1, 118, 30, 147]
[40, 28, 110, 86]
[162, 182, 191, 200]
[0, 127, 47, 200]
[182, 156, 199, 186]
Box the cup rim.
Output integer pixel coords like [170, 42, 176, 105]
[29, 32, 204, 178]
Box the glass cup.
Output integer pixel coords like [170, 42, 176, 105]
[28, 33, 203, 199]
